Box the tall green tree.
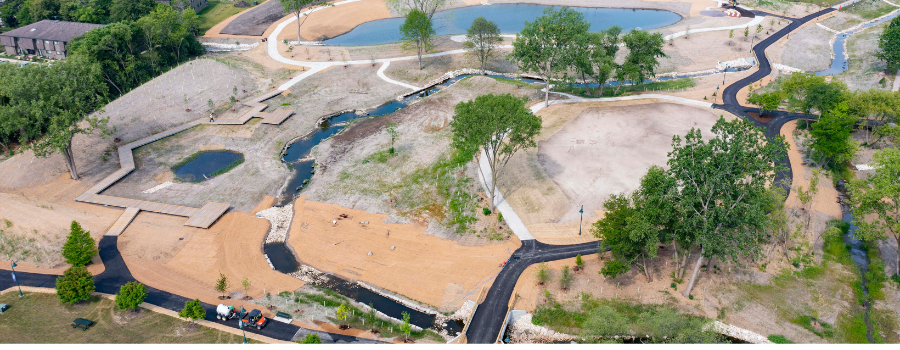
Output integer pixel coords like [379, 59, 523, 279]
[849, 148, 900, 276]
[400, 9, 435, 70]
[877, 16, 900, 71]
[463, 16, 502, 75]
[845, 89, 900, 144]
[28, 0, 61, 22]
[56, 265, 95, 303]
[572, 26, 621, 97]
[669, 117, 787, 298]
[62, 221, 97, 266]
[809, 102, 857, 168]
[281, 0, 326, 45]
[115, 281, 147, 310]
[450, 93, 541, 211]
[28, 56, 110, 180]
[511, 7, 590, 107]
[621, 29, 667, 91]
[592, 166, 675, 282]
[747, 91, 783, 114]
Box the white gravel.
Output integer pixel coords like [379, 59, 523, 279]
[707, 321, 774, 344]
[142, 181, 174, 194]
[257, 204, 293, 244]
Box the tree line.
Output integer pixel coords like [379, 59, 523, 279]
[0, 4, 204, 179]
[0, 0, 189, 27]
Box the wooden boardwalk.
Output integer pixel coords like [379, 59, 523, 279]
[80, 88, 296, 234]
[211, 90, 294, 126]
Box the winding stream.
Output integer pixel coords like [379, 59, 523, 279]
[816, 11, 900, 76]
[837, 181, 875, 343]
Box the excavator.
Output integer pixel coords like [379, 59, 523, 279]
[728, 0, 739, 8]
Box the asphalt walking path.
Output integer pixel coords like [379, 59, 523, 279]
[0, 236, 380, 344]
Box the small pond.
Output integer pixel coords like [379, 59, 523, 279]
[172, 150, 244, 182]
[322, 4, 682, 46]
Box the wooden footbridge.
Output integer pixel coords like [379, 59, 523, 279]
[76, 90, 294, 236]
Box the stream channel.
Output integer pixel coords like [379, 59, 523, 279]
[262, 62, 774, 337]
[816, 11, 900, 77]
[837, 181, 875, 343]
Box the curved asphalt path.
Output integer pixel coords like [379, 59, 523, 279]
[467, 7, 839, 344]
[0, 236, 380, 344]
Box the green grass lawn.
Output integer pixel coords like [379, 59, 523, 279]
[198, 0, 251, 35]
[0, 292, 259, 343]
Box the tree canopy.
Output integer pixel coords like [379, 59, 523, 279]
[115, 281, 148, 310]
[463, 17, 502, 74]
[400, 9, 435, 70]
[179, 299, 205, 322]
[62, 221, 97, 266]
[809, 102, 858, 168]
[877, 16, 900, 71]
[56, 265, 95, 303]
[281, 0, 327, 44]
[511, 7, 589, 106]
[621, 29, 667, 90]
[450, 93, 541, 211]
[849, 148, 900, 277]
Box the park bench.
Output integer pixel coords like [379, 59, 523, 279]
[274, 311, 293, 324]
[71, 318, 94, 331]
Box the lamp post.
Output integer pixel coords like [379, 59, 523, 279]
[239, 306, 248, 344]
[578, 205, 584, 236]
[714, 85, 720, 104]
[10, 261, 23, 297]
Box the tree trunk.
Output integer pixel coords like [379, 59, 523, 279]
[895, 236, 899, 277]
[705, 256, 714, 273]
[297, 13, 303, 45]
[417, 41, 423, 70]
[682, 253, 704, 298]
[489, 162, 498, 212]
[544, 60, 552, 107]
[64, 138, 79, 180]
[581, 71, 591, 96]
[643, 257, 653, 282]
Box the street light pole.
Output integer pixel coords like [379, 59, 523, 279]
[578, 205, 584, 236]
[10, 261, 23, 297]
[239, 306, 248, 344]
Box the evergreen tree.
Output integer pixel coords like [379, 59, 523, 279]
[62, 221, 97, 266]
[56, 265, 95, 303]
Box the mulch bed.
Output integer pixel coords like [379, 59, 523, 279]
[747, 111, 774, 123]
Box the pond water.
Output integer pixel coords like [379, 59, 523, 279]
[172, 150, 243, 182]
[322, 4, 682, 46]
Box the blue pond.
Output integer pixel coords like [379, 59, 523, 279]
[173, 150, 243, 182]
[322, 4, 682, 46]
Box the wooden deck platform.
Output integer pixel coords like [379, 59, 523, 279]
[212, 90, 294, 125]
[106, 208, 140, 236]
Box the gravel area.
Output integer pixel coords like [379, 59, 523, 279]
[220, 0, 284, 36]
[780, 23, 834, 72]
[258, 204, 293, 243]
[508, 313, 577, 343]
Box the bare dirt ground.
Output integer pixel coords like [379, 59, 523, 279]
[505, 102, 726, 225]
[840, 21, 894, 91]
[782, 121, 842, 219]
[286, 197, 522, 311]
[277, 0, 392, 41]
[220, 0, 285, 36]
[103, 59, 406, 212]
[779, 22, 834, 72]
[301, 76, 542, 237]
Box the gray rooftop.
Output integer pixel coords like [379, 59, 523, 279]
[0, 20, 104, 42]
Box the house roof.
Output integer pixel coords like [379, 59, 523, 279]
[0, 20, 104, 42]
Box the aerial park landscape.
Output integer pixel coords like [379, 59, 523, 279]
[1, 0, 900, 345]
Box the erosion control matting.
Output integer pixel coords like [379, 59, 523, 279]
[221, 0, 285, 36]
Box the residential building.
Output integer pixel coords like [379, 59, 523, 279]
[0, 20, 104, 59]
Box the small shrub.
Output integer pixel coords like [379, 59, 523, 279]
[575, 254, 583, 267]
[62, 221, 97, 267]
[298, 333, 322, 344]
[179, 299, 205, 323]
[768, 334, 794, 344]
[689, 294, 694, 300]
[482, 207, 491, 216]
[115, 282, 147, 311]
[671, 282, 677, 289]
[56, 266, 95, 304]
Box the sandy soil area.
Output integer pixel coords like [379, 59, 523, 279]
[102, 60, 406, 213]
[781, 121, 842, 219]
[118, 204, 305, 304]
[523, 102, 725, 224]
[276, 0, 392, 41]
[286, 197, 521, 311]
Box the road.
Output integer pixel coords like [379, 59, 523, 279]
[0, 236, 380, 344]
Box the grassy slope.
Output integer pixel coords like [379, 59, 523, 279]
[198, 0, 249, 35]
[0, 292, 260, 343]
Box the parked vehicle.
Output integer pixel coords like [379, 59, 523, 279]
[242, 309, 268, 330]
[216, 304, 238, 320]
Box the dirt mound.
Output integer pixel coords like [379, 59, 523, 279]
[235, 1, 250, 7]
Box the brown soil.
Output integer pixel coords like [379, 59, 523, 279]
[747, 111, 775, 122]
[276, 0, 392, 41]
[286, 197, 522, 311]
